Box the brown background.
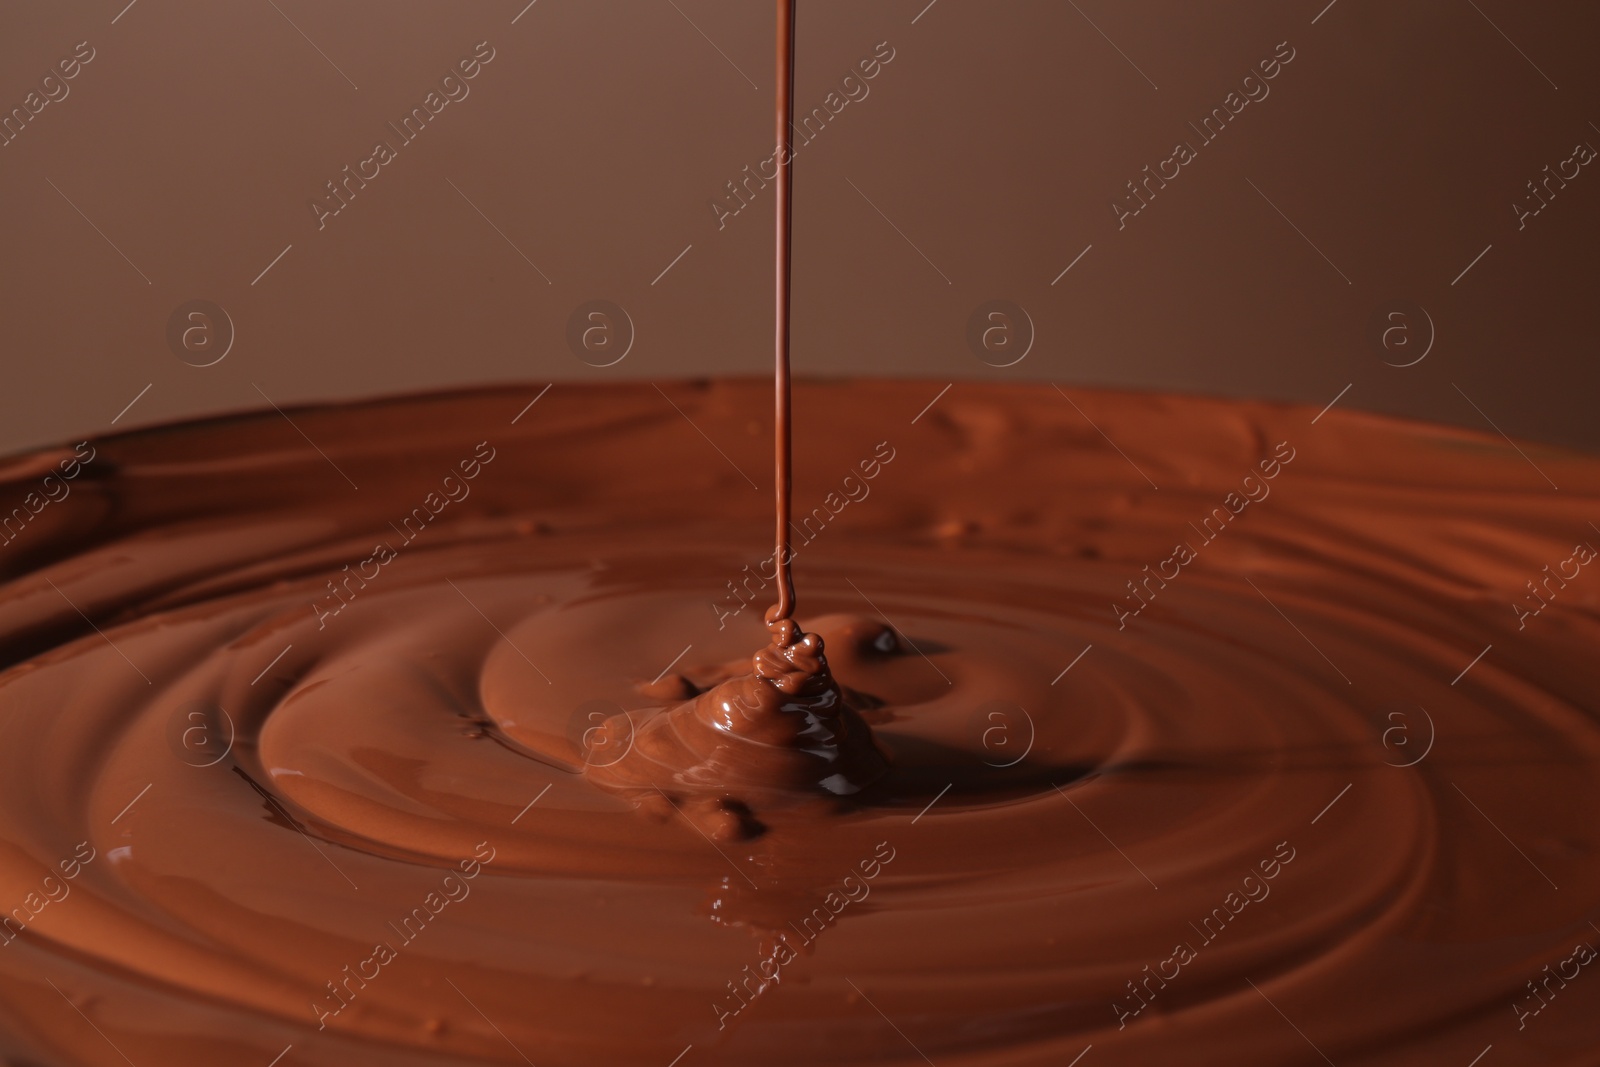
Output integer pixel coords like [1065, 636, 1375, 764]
[1, 0, 1596, 454]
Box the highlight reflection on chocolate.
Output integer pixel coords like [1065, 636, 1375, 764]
[0, 380, 1598, 1065]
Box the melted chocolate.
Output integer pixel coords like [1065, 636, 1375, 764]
[0, 380, 1597, 1065]
[578, 0, 886, 835]
[772, 0, 798, 627]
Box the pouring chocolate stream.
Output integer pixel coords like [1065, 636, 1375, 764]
[581, 0, 890, 833]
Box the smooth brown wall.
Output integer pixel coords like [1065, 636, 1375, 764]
[1, 0, 1596, 452]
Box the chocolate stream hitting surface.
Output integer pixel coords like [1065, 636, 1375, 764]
[580, 0, 888, 838]
[582, 0, 888, 843]
[0, 380, 1597, 1065]
[1, 9, 1598, 1065]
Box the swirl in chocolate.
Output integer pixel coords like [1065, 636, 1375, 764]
[0, 381, 1597, 1067]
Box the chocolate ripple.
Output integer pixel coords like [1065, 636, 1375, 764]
[0, 380, 1596, 1066]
